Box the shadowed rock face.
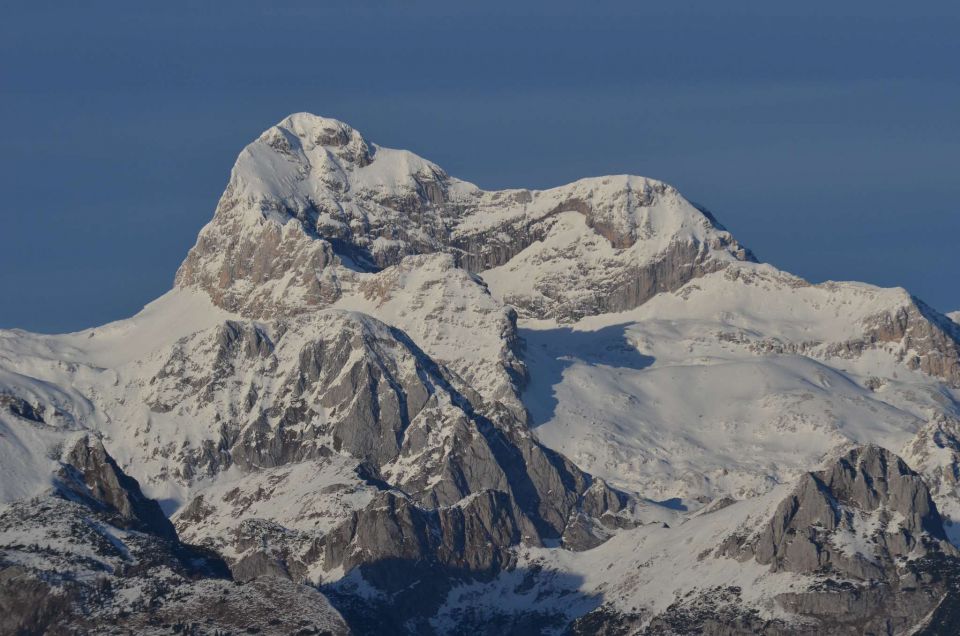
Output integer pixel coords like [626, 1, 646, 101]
[747, 444, 953, 578]
[0, 438, 350, 636]
[319, 490, 528, 577]
[174, 114, 753, 323]
[681, 445, 960, 635]
[58, 434, 177, 540]
[156, 310, 632, 583]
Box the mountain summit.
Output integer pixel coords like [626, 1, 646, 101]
[2, 114, 960, 634]
[176, 113, 754, 322]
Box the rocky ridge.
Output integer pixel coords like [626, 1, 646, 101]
[175, 113, 960, 391]
[0, 424, 349, 635]
[568, 445, 960, 635]
[156, 309, 632, 580]
[174, 113, 754, 324]
[1, 113, 960, 634]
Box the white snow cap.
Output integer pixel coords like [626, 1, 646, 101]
[277, 112, 367, 147]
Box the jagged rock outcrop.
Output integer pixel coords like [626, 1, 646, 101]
[744, 445, 952, 575]
[57, 434, 177, 539]
[902, 415, 960, 544]
[856, 297, 960, 388]
[318, 490, 526, 577]
[0, 436, 350, 635]
[5, 112, 960, 635]
[174, 113, 754, 323]
[715, 267, 960, 389]
[151, 308, 632, 584]
[577, 445, 960, 636]
[480, 206, 752, 323]
[706, 445, 960, 635]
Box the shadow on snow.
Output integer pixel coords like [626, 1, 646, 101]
[519, 323, 655, 427]
[323, 558, 600, 636]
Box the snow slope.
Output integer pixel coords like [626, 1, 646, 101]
[433, 486, 802, 632]
[175, 113, 753, 321]
[3, 112, 960, 633]
[518, 263, 960, 509]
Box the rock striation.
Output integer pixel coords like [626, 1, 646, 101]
[745, 445, 953, 573]
[174, 113, 754, 323]
[711, 445, 960, 635]
[157, 309, 631, 582]
[0, 433, 350, 635]
[3, 113, 960, 634]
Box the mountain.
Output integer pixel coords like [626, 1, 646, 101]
[174, 113, 753, 323]
[2, 113, 960, 634]
[0, 428, 349, 635]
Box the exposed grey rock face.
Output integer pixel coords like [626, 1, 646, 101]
[489, 232, 730, 323]
[750, 294, 960, 390]
[174, 113, 753, 323]
[58, 434, 176, 539]
[319, 490, 526, 576]
[8, 112, 960, 635]
[173, 113, 960, 392]
[565, 446, 960, 636]
[856, 298, 960, 388]
[903, 415, 960, 537]
[709, 267, 960, 389]
[739, 445, 952, 576]
[231, 549, 293, 582]
[701, 445, 960, 635]
[152, 309, 631, 587]
[0, 441, 350, 636]
[175, 198, 346, 317]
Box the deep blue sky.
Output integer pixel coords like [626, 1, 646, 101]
[2, 2, 958, 333]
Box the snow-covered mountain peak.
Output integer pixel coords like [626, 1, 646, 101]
[276, 112, 363, 145]
[176, 112, 754, 323]
[230, 112, 445, 204]
[6, 112, 960, 633]
[271, 112, 375, 165]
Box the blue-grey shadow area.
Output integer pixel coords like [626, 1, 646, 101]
[654, 497, 688, 512]
[519, 323, 655, 427]
[324, 560, 601, 636]
[156, 497, 182, 516]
